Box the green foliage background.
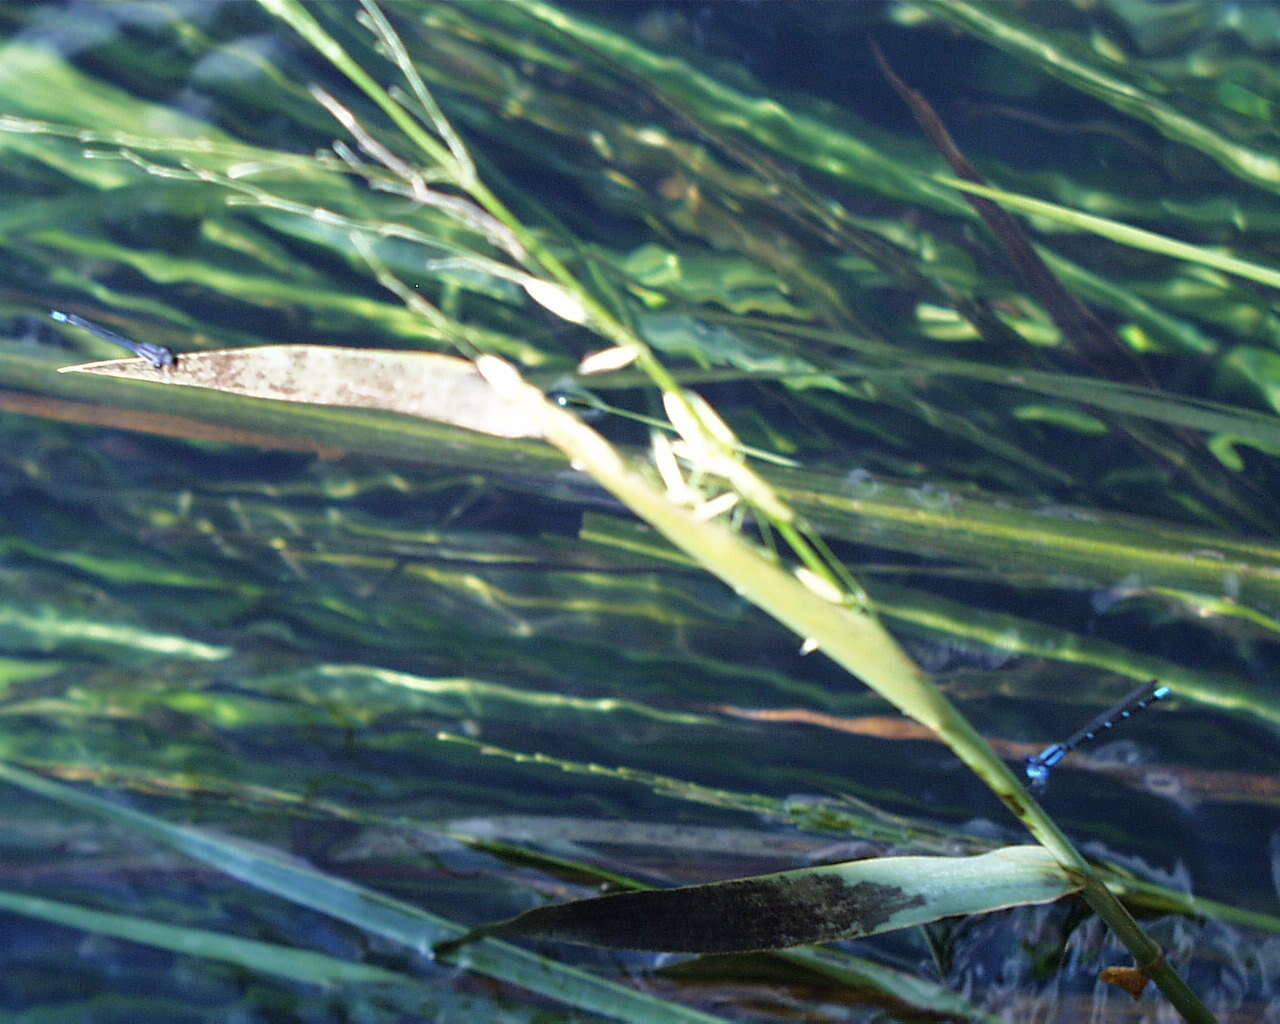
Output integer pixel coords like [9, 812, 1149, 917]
[0, 1, 1277, 1020]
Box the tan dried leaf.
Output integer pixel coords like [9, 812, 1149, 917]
[60, 346, 543, 439]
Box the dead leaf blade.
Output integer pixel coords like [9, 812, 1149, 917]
[60, 345, 543, 440]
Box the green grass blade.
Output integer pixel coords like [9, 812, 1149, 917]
[0, 760, 734, 1024]
[938, 175, 1280, 289]
[0, 888, 408, 986]
[916, 0, 1280, 194]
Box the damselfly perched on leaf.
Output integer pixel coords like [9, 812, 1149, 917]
[50, 310, 175, 368]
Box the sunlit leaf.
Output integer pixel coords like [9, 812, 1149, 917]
[441, 845, 1077, 954]
[60, 345, 542, 439]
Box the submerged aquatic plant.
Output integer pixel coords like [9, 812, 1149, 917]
[0, 1, 1277, 1021]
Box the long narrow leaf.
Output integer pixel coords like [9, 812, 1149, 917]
[60, 346, 542, 439]
[0, 889, 408, 986]
[938, 176, 1280, 289]
[0, 761, 733, 1024]
[442, 845, 1077, 954]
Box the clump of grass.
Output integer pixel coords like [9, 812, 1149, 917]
[1, 2, 1277, 1021]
